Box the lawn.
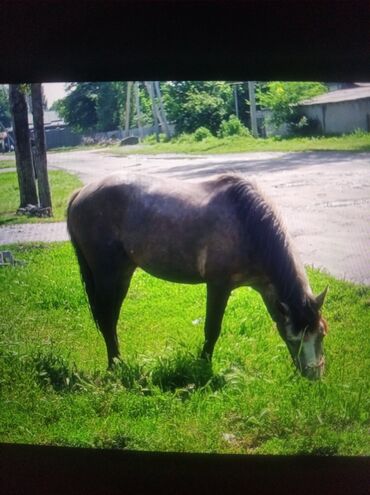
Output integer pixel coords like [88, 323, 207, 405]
[0, 159, 16, 169]
[0, 243, 369, 455]
[107, 131, 370, 156]
[0, 170, 82, 225]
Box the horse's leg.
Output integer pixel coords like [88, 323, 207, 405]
[91, 253, 136, 368]
[201, 283, 231, 361]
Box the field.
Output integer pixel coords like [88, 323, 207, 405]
[0, 243, 369, 455]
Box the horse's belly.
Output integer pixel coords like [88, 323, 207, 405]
[127, 245, 204, 283]
[140, 264, 204, 284]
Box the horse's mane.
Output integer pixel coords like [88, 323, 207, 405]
[219, 174, 316, 323]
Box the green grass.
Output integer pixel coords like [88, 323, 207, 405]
[0, 159, 16, 169]
[0, 243, 369, 455]
[0, 170, 82, 225]
[106, 131, 370, 155]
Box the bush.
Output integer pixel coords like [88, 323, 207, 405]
[289, 115, 321, 136]
[193, 127, 213, 142]
[218, 115, 250, 138]
[143, 133, 167, 144]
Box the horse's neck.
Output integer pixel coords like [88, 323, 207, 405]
[257, 251, 312, 322]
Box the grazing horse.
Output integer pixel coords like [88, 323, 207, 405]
[67, 173, 328, 380]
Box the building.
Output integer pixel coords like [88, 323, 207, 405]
[298, 83, 370, 135]
[7, 110, 82, 150]
[27, 111, 82, 149]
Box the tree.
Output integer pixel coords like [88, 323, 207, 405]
[162, 81, 233, 134]
[9, 84, 38, 207]
[55, 82, 99, 133]
[257, 82, 327, 127]
[31, 83, 52, 212]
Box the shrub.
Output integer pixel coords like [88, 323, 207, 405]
[218, 115, 250, 138]
[289, 115, 321, 136]
[193, 127, 213, 142]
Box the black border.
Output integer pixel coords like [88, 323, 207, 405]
[1, 1, 369, 494]
[1, 443, 370, 495]
[1, 0, 369, 83]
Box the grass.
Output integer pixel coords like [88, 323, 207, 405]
[0, 170, 82, 225]
[106, 130, 370, 155]
[0, 159, 16, 169]
[0, 243, 369, 455]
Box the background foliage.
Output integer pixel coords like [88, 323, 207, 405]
[257, 82, 327, 128]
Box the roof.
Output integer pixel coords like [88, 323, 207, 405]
[299, 85, 370, 106]
[27, 110, 65, 128]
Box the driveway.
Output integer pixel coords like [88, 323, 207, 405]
[2, 149, 370, 285]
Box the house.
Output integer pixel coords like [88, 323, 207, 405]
[298, 83, 370, 135]
[27, 110, 82, 149]
[7, 110, 82, 150]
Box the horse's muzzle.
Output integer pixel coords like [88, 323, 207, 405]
[301, 358, 325, 380]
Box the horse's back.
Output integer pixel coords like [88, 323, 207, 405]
[67, 173, 248, 283]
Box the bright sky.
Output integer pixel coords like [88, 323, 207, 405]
[43, 82, 68, 108]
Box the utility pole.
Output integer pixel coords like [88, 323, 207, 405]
[125, 81, 133, 137]
[233, 84, 239, 119]
[154, 81, 170, 138]
[145, 81, 160, 142]
[248, 81, 258, 138]
[134, 82, 143, 142]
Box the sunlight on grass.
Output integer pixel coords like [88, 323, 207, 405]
[0, 170, 82, 225]
[0, 243, 369, 455]
[0, 159, 16, 169]
[106, 130, 370, 156]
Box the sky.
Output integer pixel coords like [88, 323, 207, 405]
[43, 82, 68, 108]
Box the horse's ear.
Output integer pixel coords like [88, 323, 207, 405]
[315, 286, 328, 310]
[277, 301, 290, 317]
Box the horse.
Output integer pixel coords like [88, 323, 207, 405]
[67, 173, 328, 380]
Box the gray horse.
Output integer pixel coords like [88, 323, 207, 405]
[67, 173, 328, 379]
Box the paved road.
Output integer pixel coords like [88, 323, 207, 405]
[1, 149, 369, 285]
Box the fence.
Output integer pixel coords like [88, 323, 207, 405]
[45, 128, 83, 149]
[91, 123, 176, 142]
[7, 122, 176, 152]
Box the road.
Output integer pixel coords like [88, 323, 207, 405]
[2, 149, 370, 285]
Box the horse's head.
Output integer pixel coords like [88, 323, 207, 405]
[276, 287, 328, 380]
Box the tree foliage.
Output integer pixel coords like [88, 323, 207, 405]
[54, 82, 154, 134]
[53, 80, 330, 137]
[257, 82, 327, 127]
[162, 82, 233, 134]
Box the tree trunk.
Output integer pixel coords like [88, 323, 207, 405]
[31, 83, 52, 211]
[9, 84, 38, 207]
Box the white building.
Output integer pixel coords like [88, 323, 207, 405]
[298, 84, 370, 135]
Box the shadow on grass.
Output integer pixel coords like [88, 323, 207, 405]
[32, 350, 89, 392]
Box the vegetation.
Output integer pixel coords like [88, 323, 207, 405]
[0, 159, 16, 169]
[0, 170, 82, 225]
[257, 82, 327, 128]
[108, 129, 370, 155]
[0, 85, 11, 128]
[0, 243, 369, 455]
[54, 81, 331, 138]
[162, 81, 233, 134]
[53, 82, 153, 134]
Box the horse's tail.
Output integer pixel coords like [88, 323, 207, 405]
[67, 189, 99, 328]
